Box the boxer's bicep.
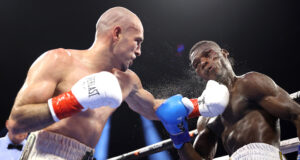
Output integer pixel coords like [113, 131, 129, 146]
[193, 128, 218, 159]
[123, 70, 159, 120]
[178, 143, 205, 160]
[192, 117, 218, 159]
[14, 51, 59, 107]
[258, 87, 300, 138]
[8, 79, 57, 134]
[259, 86, 300, 121]
[248, 73, 300, 120]
[8, 51, 61, 133]
[249, 73, 300, 137]
[15, 75, 57, 107]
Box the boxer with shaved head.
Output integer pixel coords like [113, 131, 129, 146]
[7, 7, 161, 160]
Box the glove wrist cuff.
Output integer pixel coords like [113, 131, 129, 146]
[170, 131, 191, 149]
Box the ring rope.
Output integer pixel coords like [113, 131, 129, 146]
[108, 90, 300, 160]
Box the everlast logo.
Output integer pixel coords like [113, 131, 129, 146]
[87, 76, 100, 97]
[177, 121, 185, 132]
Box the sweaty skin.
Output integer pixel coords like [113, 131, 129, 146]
[178, 41, 300, 160]
[7, 7, 161, 148]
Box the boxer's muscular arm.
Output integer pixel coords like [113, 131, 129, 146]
[178, 117, 218, 160]
[123, 70, 160, 120]
[245, 72, 300, 138]
[178, 143, 204, 160]
[8, 51, 62, 134]
[126, 88, 162, 120]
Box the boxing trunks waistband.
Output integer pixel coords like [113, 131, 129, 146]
[20, 130, 95, 160]
[230, 143, 285, 160]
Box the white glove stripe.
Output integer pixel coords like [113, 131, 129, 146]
[48, 98, 60, 122]
[181, 97, 194, 114]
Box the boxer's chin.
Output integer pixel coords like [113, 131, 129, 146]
[120, 64, 128, 72]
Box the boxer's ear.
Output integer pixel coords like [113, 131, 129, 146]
[221, 49, 229, 58]
[112, 26, 122, 42]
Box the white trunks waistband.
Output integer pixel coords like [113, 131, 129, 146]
[230, 143, 285, 160]
[20, 130, 94, 160]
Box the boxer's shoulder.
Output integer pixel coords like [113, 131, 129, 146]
[239, 72, 271, 84]
[125, 69, 139, 79]
[32, 48, 73, 67]
[114, 69, 136, 76]
[46, 48, 74, 64]
[239, 72, 275, 91]
[233, 72, 278, 104]
[234, 72, 265, 92]
[112, 69, 139, 82]
[28, 48, 75, 82]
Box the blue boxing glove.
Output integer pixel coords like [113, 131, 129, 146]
[156, 94, 190, 149]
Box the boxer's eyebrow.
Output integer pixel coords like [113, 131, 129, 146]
[201, 49, 212, 57]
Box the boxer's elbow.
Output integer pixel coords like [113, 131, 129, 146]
[9, 107, 29, 134]
[6, 118, 24, 134]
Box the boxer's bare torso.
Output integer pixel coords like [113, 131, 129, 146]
[11, 48, 157, 148]
[191, 72, 300, 159]
[8, 6, 162, 151]
[178, 41, 300, 160]
[43, 49, 116, 147]
[200, 72, 281, 155]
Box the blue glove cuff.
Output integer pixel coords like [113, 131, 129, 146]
[170, 131, 191, 149]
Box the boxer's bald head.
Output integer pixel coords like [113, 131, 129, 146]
[95, 7, 143, 38]
[90, 7, 144, 71]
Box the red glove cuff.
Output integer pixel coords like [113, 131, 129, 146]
[188, 98, 200, 119]
[50, 91, 84, 120]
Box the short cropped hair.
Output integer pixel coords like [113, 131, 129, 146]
[189, 40, 221, 62]
[189, 40, 234, 66]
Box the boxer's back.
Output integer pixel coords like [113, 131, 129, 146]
[209, 72, 280, 155]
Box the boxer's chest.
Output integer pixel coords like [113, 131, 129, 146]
[54, 67, 97, 96]
[220, 86, 251, 123]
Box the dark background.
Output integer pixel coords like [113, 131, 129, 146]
[0, 0, 299, 159]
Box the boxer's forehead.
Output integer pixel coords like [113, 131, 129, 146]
[190, 47, 210, 63]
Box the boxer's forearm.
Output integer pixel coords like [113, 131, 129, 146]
[8, 103, 54, 134]
[294, 119, 300, 140]
[178, 143, 204, 160]
[153, 99, 164, 111]
[126, 89, 160, 120]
